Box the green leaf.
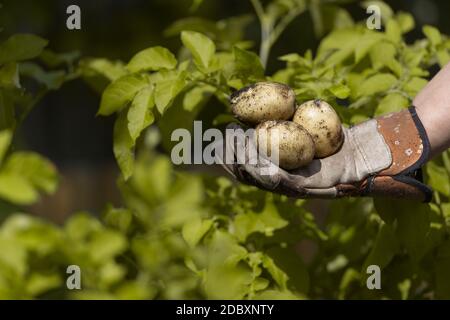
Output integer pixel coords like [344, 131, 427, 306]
[3, 152, 58, 194]
[370, 41, 397, 70]
[182, 85, 214, 112]
[354, 32, 383, 63]
[317, 28, 363, 66]
[113, 109, 135, 180]
[375, 199, 431, 262]
[403, 47, 426, 68]
[89, 229, 127, 263]
[398, 279, 411, 300]
[396, 201, 431, 261]
[375, 93, 409, 116]
[423, 25, 442, 46]
[0, 130, 12, 165]
[363, 223, 398, 270]
[0, 236, 27, 277]
[163, 175, 204, 227]
[318, 28, 361, 54]
[181, 31, 216, 70]
[154, 72, 187, 114]
[98, 74, 148, 116]
[0, 151, 58, 205]
[356, 73, 397, 97]
[402, 77, 428, 96]
[208, 230, 248, 267]
[127, 46, 177, 73]
[19, 62, 66, 90]
[266, 246, 309, 294]
[328, 84, 350, 99]
[386, 60, 403, 78]
[0, 34, 48, 64]
[426, 162, 450, 196]
[115, 281, 156, 300]
[319, 5, 354, 34]
[0, 172, 38, 205]
[0, 63, 20, 88]
[261, 254, 289, 290]
[204, 264, 253, 299]
[252, 277, 270, 292]
[26, 273, 61, 296]
[182, 218, 213, 247]
[326, 254, 348, 273]
[396, 12, 415, 34]
[234, 199, 288, 242]
[386, 20, 402, 43]
[102, 206, 133, 233]
[338, 268, 360, 299]
[437, 49, 450, 67]
[127, 86, 155, 141]
[64, 212, 102, 241]
[232, 46, 264, 81]
[80, 58, 127, 82]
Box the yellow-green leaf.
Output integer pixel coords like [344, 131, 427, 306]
[127, 46, 177, 73]
[127, 86, 155, 141]
[113, 109, 135, 180]
[99, 74, 148, 116]
[375, 93, 409, 116]
[181, 31, 215, 70]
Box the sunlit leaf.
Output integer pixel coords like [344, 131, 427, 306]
[113, 109, 135, 180]
[99, 74, 148, 116]
[181, 31, 216, 70]
[127, 46, 177, 73]
[423, 25, 442, 46]
[127, 86, 155, 141]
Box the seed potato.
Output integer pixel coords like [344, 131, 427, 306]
[231, 82, 295, 124]
[255, 120, 315, 170]
[293, 99, 343, 158]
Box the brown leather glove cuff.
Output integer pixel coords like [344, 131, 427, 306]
[377, 107, 430, 176]
[337, 107, 433, 202]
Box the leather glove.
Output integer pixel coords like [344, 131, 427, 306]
[219, 106, 432, 202]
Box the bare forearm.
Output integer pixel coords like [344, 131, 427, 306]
[414, 62, 450, 159]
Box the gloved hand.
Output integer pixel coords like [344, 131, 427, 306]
[220, 107, 432, 202]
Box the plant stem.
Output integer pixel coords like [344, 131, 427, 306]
[269, 5, 306, 47]
[16, 88, 47, 130]
[250, 0, 265, 23]
[250, 0, 306, 69]
[250, 0, 271, 69]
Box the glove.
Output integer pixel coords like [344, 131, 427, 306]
[220, 106, 433, 202]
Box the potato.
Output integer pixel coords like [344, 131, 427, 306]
[255, 120, 315, 170]
[231, 82, 295, 124]
[293, 99, 343, 158]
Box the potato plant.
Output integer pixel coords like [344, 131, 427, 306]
[1, 0, 450, 299]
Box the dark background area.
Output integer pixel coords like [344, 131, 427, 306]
[1, 0, 449, 221]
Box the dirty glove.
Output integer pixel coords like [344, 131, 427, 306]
[220, 107, 432, 202]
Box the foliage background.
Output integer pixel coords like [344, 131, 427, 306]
[0, 0, 450, 299]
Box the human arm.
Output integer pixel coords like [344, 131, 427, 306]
[415, 62, 450, 158]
